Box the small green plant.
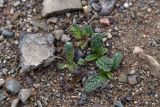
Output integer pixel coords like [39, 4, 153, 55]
[84, 52, 123, 93]
[70, 24, 93, 49]
[57, 42, 77, 72]
[85, 33, 108, 62]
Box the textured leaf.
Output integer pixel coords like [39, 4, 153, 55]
[91, 33, 104, 54]
[67, 63, 77, 72]
[57, 64, 67, 70]
[97, 47, 108, 56]
[65, 42, 74, 64]
[78, 58, 85, 65]
[85, 54, 98, 61]
[84, 74, 107, 93]
[96, 56, 113, 72]
[111, 52, 123, 70]
[70, 24, 83, 39]
[82, 25, 93, 36]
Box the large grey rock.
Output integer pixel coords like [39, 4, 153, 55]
[41, 0, 82, 17]
[5, 79, 21, 94]
[19, 33, 55, 71]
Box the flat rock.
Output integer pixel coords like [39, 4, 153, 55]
[19, 33, 55, 72]
[41, 0, 82, 17]
[5, 79, 21, 94]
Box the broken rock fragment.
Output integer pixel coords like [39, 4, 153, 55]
[19, 33, 55, 72]
[41, 0, 82, 17]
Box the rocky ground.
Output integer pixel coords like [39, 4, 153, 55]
[0, 0, 160, 107]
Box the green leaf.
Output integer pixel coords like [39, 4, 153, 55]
[91, 33, 104, 54]
[106, 72, 113, 79]
[82, 25, 93, 36]
[78, 58, 85, 65]
[96, 56, 113, 72]
[97, 47, 108, 56]
[65, 42, 74, 64]
[67, 63, 77, 72]
[70, 24, 83, 39]
[111, 52, 123, 70]
[57, 64, 67, 70]
[85, 54, 98, 62]
[84, 74, 107, 93]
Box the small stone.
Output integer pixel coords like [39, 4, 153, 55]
[47, 17, 58, 24]
[133, 46, 144, 55]
[81, 0, 87, 6]
[30, 18, 48, 31]
[2, 30, 15, 39]
[37, 100, 42, 107]
[61, 34, 71, 42]
[2, 68, 8, 75]
[0, 36, 4, 42]
[0, 78, 5, 87]
[123, 2, 132, 8]
[14, 40, 19, 45]
[118, 73, 127, 83]
[11, 98, 20, 107]
[100, 18, 110, 25]
[91, 3, 101, 11]
[114, 101, 124, 107]
[13, 1, 20, 7]
[18, 89, 32, 103]
[100, 0, 117, 15]
[0, 89, 6, 101]
[129, 69, 136, 75]
[95, 28, 102, 33]
[53, 30, 64, 40]
[107, 32, 112, 39]
[5, 79, 21, 94]
[128, 75, 137, 85]
[0, 0, 5, 7]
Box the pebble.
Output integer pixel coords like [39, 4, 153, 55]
[0, 36, 4, 42]
[81, 0, 87, 6]
[129, 69, 136, 75]
[107, 32, 112, 39]
[11, 98, 20, 107]
[100, 0, 117, 15]
[95, 28, 102, 33]
[114, 101, 124, 107]
[118, 73, 127, 83]
[100, 18, 110, 25]
[75, 49, 84, 62]
[61, 34, 71, 42]
[0, 89, 6, 101]
[5, 79, 21, 94]
[53, 30, 64, 40]
[37, 100, 43, 107]
[0, 78, 5, 87]
[128, 75, 137, 85]
[13, 1, 20, 7]
[2, 30, 15, 39]
[18, 89, 32, 103]
[123, 2, 132, 8]
[0, 0, 4, 7]
[47, 17, 58, 24]
[91, 3, 101, 11]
